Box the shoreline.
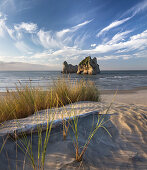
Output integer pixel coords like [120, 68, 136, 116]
[101, 87, 147, 105]
[1, 86, 147, 94]
[0, 86, 147, 105]
[100, 86, 147, 94]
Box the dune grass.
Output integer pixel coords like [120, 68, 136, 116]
[0, 103, 112, 170]
[0, 78, 115, 170]
[69, 103, 112, 162]
[0, 78, 100, 123]
[0, 78, 101, 169]
[0, 109, 55, 170]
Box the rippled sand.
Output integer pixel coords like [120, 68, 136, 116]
[0, 97, 147, 169]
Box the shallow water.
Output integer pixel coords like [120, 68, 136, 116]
[0, 70, 147, 91]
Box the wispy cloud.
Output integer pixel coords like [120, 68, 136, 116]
[0, 13, 35, 40]
[37, 30, 62, 49]
[0, 12, 7, 37]
[0, 13, 15, 40]
[14, 22, 37, 33]
[0, 0, 15, 11]
[0, 0, 32, 13]
[97, 17, 131, 37]
[1, 27, 147, 67]
[123, 0, 147, 17]
[15, 41, 33, 54]
[97, 55, 129, 60]
[37, 20, 92, 49]
[56, 20, 92, 37]
[97, 0, 147, 38]
[45, 29, 147, 61]
[95, 29, 147, 53]
[0, 12, 91, 57]
[0, 0, 147, 68]
[107, 30, 132, 45]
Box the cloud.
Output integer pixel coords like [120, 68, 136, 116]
[134, 50, 147, 58]
[15, 41, 33, 54]
[37, 30, 62, 49]
[91, 44, 96, 47]
[56, 20, 92, 38]
[0, 61, 57, 71]
[130, 30, 147, 40]
[97, 54, 132, 61]
[132, 0, 147, 15]
[1, 28, 146, 68]
[0, 13, 15, 39]
[97, 17, 131, 37]
[37, 20, 92, 49]
[72, 20, 93, 30]
[97, 0, 147, 38]
[74, 33, 89, 48]
[0, 13, 92, 61]
[0, 55, 26, 63]
[56, 29, 70, 38]
[107, 30, 132, 45]
[14, 22, 37, 33]
[0, 0, 32, 14]
[45, 29, 147, 61]
[0, 2, 147, 68]
[123, 0, 147, 17]
[0, 13, 30, 40]
[0, 0, 15, 11]
[0, 12, 7, 37]
[95, 29, 147, 53]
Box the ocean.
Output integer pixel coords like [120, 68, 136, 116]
[0, 70, 147, 92]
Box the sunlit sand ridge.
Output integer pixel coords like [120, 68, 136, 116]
[0, 94, 146, 169]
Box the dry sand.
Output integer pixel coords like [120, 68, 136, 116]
[0, 89, 147, 169]
[101, 87, 147, 105]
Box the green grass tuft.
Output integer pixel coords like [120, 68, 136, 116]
[0, 78, 100, 123]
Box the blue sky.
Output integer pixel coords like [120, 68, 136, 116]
[0, 0, 147, 70]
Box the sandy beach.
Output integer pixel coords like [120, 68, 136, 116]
[0, 88, 147, 169]
[0, 0, 147, 168]
[1, 87, 147, 105]
[101, 87, 147, 105]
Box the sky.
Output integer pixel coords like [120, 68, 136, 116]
[0, 0, 147, 71]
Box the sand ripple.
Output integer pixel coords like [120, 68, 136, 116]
[0, 101, 147, 169]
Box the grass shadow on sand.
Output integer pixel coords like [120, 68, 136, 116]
[0, 112, 119, 170]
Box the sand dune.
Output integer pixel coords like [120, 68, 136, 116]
[0, 100, 147, 169]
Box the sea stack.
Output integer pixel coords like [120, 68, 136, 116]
[77, 56, 100, 75]
[62, 61, 78, 74]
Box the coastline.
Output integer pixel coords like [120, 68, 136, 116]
[1, 86, 147, 105]
[0, 86, 147, 169]
[101, 86, 147, 94]
[101, 86, 147, 105]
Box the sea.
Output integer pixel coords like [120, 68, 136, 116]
[0, 70, 147, 92]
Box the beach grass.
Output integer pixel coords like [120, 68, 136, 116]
[0, 78, 101, 169]
[0, 78, 116, 169]
[0, 109, 55, 170]
[0, 101, 112, 170]
[68, 103, 112, 162]
[0, 78, 100, 123]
